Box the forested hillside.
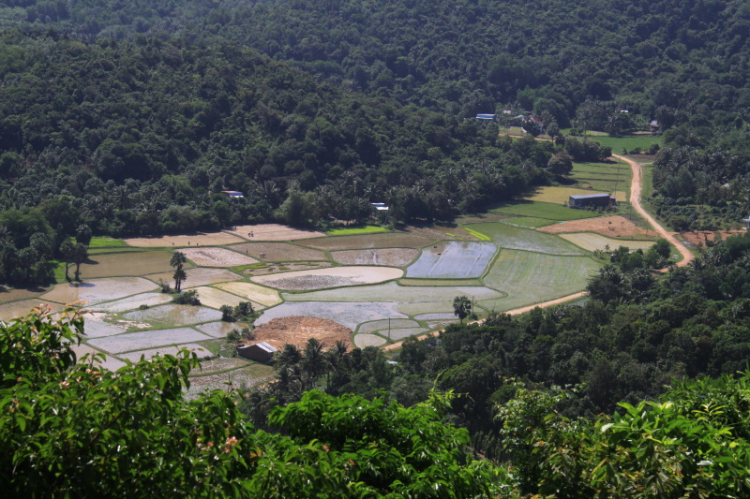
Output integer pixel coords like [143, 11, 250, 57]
[3, 0, 750, 234]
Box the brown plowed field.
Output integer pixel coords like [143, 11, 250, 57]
[242, 316, 352, 351]
[680, 230, 746, 248]
[538, 215, 648, 238]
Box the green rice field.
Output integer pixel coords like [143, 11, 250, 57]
[480, 250, 602, 312]
[466, 222, 587, 256]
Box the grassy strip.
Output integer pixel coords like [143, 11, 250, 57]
[490, 200, 599, 221]
[89, 236, 127, 248]
[464, 227, 492, 241]
[326, 225, 388, 236]
[502, 217, 557, 228]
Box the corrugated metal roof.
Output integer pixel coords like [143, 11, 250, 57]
[569, 193, 611, 200]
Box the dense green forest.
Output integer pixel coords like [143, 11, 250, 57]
[2, 0, 750, 285]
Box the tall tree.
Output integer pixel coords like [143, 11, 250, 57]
[453, 295, 472, 323]
[72, 243, 88, 282]
[170, 251, 187, 293]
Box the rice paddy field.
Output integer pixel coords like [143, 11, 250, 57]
[467, 223, 587, 256]
[480, 250, 601, 312]
[230, 242, 327, 262]
[569, 160, 631, 199]
[3, 211, 613, 367]
[299, 233, 434, 250]
[78, 251, 175, 279]
[405, 241, 495, 278]
[482, 200, 599, 221]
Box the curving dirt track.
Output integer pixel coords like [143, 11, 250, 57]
[612, 153, 694, 268]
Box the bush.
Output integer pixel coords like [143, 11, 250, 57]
[172, 289, 201, 306]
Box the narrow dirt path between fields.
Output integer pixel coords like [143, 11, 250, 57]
[612, 153, 694, 268]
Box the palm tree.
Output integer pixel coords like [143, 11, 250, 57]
[301, 338, 328, 390]
[170, 251, 187, 292]
[275, 344, 302, 372]
[73, 243, 88, 281]
[453, 295, 472, 323]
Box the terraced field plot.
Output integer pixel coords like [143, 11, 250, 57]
[559, 233, 655, 252]
[80, 315, 131, 338]
[354, 334, 388, 348]
[146, 268, 241, 288]
[400, 278, 482, 287]
[196, 321, 241, 339]
[42, 277, 157, 305]
[569, 160, 630, 196]
[252, 266, 403, 291]
[358, 319, 421, 333]
[224, 224, 325, 241]
[231, 242, 327, 261]
[467, 223, 587, 255]
[192, 286, 255, 310]
[406, 241, 495, 278]
[88, 327, 211, 354]
[185, 364, 275, 399]
[180, 247, 257, 267]
[299, 233, 434, 250]
[70, 344, 126, 371]
[124, 232, 244, 247]
[386, 328, 430, 340]
[481, 250, 601, 312]
[118, 343, 211, 362]
[216, 282, 282, 307]
[92, 292, 173, 313]
[123, 304, 222, 327]
[503, 217, 557, 228]
[78, 251, 173, 278]
[0, 288, 43, 303]
[332, 248, 418, 266]
[0, 299, 62, 320]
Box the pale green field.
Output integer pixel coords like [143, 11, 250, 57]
[485, 200, 599, 221]
[480, 250, 601, 312]
[569, 160, 631, 198]
[559, 233, 655, 252]
[466, 223, 587, 256]
[326, 225, 389, 236]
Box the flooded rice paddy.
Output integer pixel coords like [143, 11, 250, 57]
[406, 241, 496, 278]
[123, 304, 223, 327]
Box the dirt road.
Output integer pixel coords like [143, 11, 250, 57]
[612, 153, 694, 267]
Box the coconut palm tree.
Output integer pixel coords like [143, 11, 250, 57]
[170, 251, 187, 292]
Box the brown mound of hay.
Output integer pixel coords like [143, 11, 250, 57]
[242, 316, 352, 351]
